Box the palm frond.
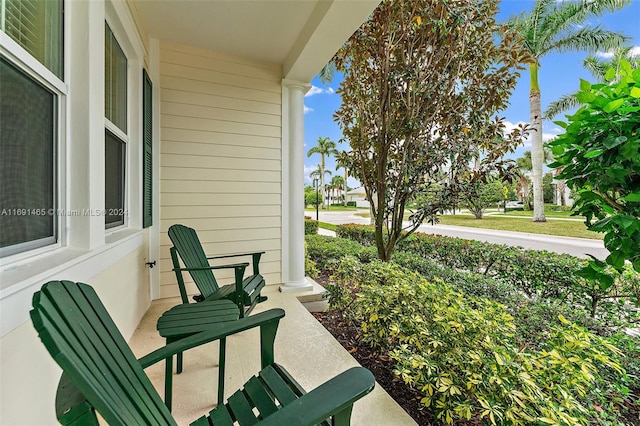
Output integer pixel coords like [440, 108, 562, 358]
[521, 0, 631, 56]
[583, 55, 609, 80]
[545, 27, 630, 55]
[544, 93, 581, 119]
[318, 62, 336, 85]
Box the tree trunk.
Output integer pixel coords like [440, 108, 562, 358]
[320, 155, 326, 209]
[529, 62, 546, 222]
[344, 168, 348, 207]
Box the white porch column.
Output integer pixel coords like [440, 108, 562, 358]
[281, 79, 313, 292]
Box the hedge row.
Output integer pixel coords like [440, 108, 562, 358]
[304, 217, 318, 235]
[335, 224, 639, 323]
[331, 258, 632, 425]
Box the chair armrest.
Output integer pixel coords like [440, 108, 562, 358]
[138, 308, 285, 369]
[172, 262, 249, 272]
[206, 251, 265, 260]
[207, 251, 265, 275]
[258, 367, 375, 426]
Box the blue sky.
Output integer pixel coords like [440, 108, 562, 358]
[303, 0, 640, 187]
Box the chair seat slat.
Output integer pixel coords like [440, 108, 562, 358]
[208, 405, 235, 426]
[227, 391, 259, 426]
[243, 376, 279, 419]
[258, 366, 298, 406]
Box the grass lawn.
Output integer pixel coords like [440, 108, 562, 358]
[353, 211, 601, 239]
[496, 209, 584, 219]
[318, 221, 338, 231]
[437, 215, 602, 239]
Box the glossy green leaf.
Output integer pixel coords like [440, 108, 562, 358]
[603, 136, 627, 149]
[584, 149, 604, 158]
[602, 99, 625, 113]
[576, 92, 596, 103]
[630, 87, 640, 98]
[605, 67, 616, 81]
[579, 79, 591, 91]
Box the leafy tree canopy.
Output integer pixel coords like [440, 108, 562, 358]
[333, 0, 530, 261]
[549, 61, 640, 285]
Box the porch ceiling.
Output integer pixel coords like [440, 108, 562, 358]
[130, 0, 380, 82]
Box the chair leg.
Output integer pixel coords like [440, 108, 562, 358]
[177, 351, 183, 374]
[165, 354, 173, 412]
[332, 406, 354, 426]
[218, 337, 226, 406]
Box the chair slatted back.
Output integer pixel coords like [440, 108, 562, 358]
[168, 224, 219, 298]
[30, 280, 176, 426]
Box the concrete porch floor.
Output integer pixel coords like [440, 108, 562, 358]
[129, 283, 417, 425]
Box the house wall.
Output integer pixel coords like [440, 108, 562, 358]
[0, 1, 153, 422]
[157, 41, 283, 298]
[0, 244, 149, 425]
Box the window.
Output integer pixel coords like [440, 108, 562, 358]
[104, 23, 127, 228]
[1, 0, 63, 78]
[0, 0, 62, 258]
[0, 58, 56, 256]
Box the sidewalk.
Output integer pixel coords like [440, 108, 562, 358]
[310, 210, 608, 259]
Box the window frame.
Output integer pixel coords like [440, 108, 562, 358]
[0, 7, 66, 261]
[103, 20, 129, 231]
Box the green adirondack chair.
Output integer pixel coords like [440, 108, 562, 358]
[31, 280, 376, 426]
[168, 224, 267, 317]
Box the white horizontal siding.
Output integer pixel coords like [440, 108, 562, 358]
[159, 41, 282, 299]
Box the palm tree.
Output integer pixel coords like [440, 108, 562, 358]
[516, 151, 533, 208]
[309, 164, 331, 208]
[506, 0, 630, 222]
[330, 175, 345, 205]
[335, 150, 351, 207]
[307, 137, 338, 209]
[545, 46, 640, 119]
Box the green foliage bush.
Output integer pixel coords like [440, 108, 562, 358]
[550, 63, 640, 280]
[335, 258, 627, 425]
[304, 218, 319, 235]
[304, 240, 318, 279]
[305, 234, 375, 273]
[305, 192, 322, 207]
[346, 201, 357, 207]
[390, 250, 602, 345]
[336, 224, 639, 323]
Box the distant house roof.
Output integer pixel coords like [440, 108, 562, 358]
[346, 186, 366, 195]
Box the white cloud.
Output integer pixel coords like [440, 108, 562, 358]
[304, 105, 313, 114]
[596, 46, 640, 59]
[304, 164, 318, 184]
[503, 120, 558, 148]
[596, 51, 615, 58]
[305, 85, 335, 97]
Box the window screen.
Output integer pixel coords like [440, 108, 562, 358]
[0, 57, 56, 255]
[105, 130, 125, 228]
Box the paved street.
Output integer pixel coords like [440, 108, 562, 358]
[311, 210, 609, 260]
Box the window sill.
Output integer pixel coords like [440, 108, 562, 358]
[0, 229, 144, 337]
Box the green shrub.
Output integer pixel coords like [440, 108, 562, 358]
[389, 250, 601, 346]
[304, 218, 318, 235]
[304, 240, 318, 279]
[347, 201, 356, 207]
[336, 258, 627, 425]
[336, 224, 639, 325]
[305, 234, 376, 273]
